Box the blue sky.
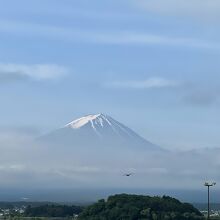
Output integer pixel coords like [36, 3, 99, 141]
[1, 0, 220, 150]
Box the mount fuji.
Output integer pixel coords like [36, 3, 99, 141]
[41, 113, 161, 151]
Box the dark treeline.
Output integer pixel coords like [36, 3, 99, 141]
[78, 194, 204, 220]
[0, 194, 207, 219]
[24, 204, 83, 217]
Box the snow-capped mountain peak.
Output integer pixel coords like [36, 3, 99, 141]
[65, 113, 111, 129]
[41, 113, 161, 151]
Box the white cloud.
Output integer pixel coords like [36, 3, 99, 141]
[0, 20, 219, 50]
[136, 0, 220, 20]
[0, 63, 68, 82]
[0, 164, 25, 172]
[0, 130, 219, 192]
[105, 77, 179, 89]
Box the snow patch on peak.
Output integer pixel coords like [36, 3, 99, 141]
[65, 113, 106, 129]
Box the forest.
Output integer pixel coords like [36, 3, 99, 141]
[78, 194, 204, 220]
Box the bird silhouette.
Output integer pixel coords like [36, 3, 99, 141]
[123, 173, 133, 177]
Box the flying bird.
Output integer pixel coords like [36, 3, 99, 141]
[123, 173, 133, 177]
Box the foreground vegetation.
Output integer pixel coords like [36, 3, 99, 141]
[3, 194, 219, 219]
[78, 194, 204, 220]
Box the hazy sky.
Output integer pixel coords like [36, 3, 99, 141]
[1, 0, 220, 150]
